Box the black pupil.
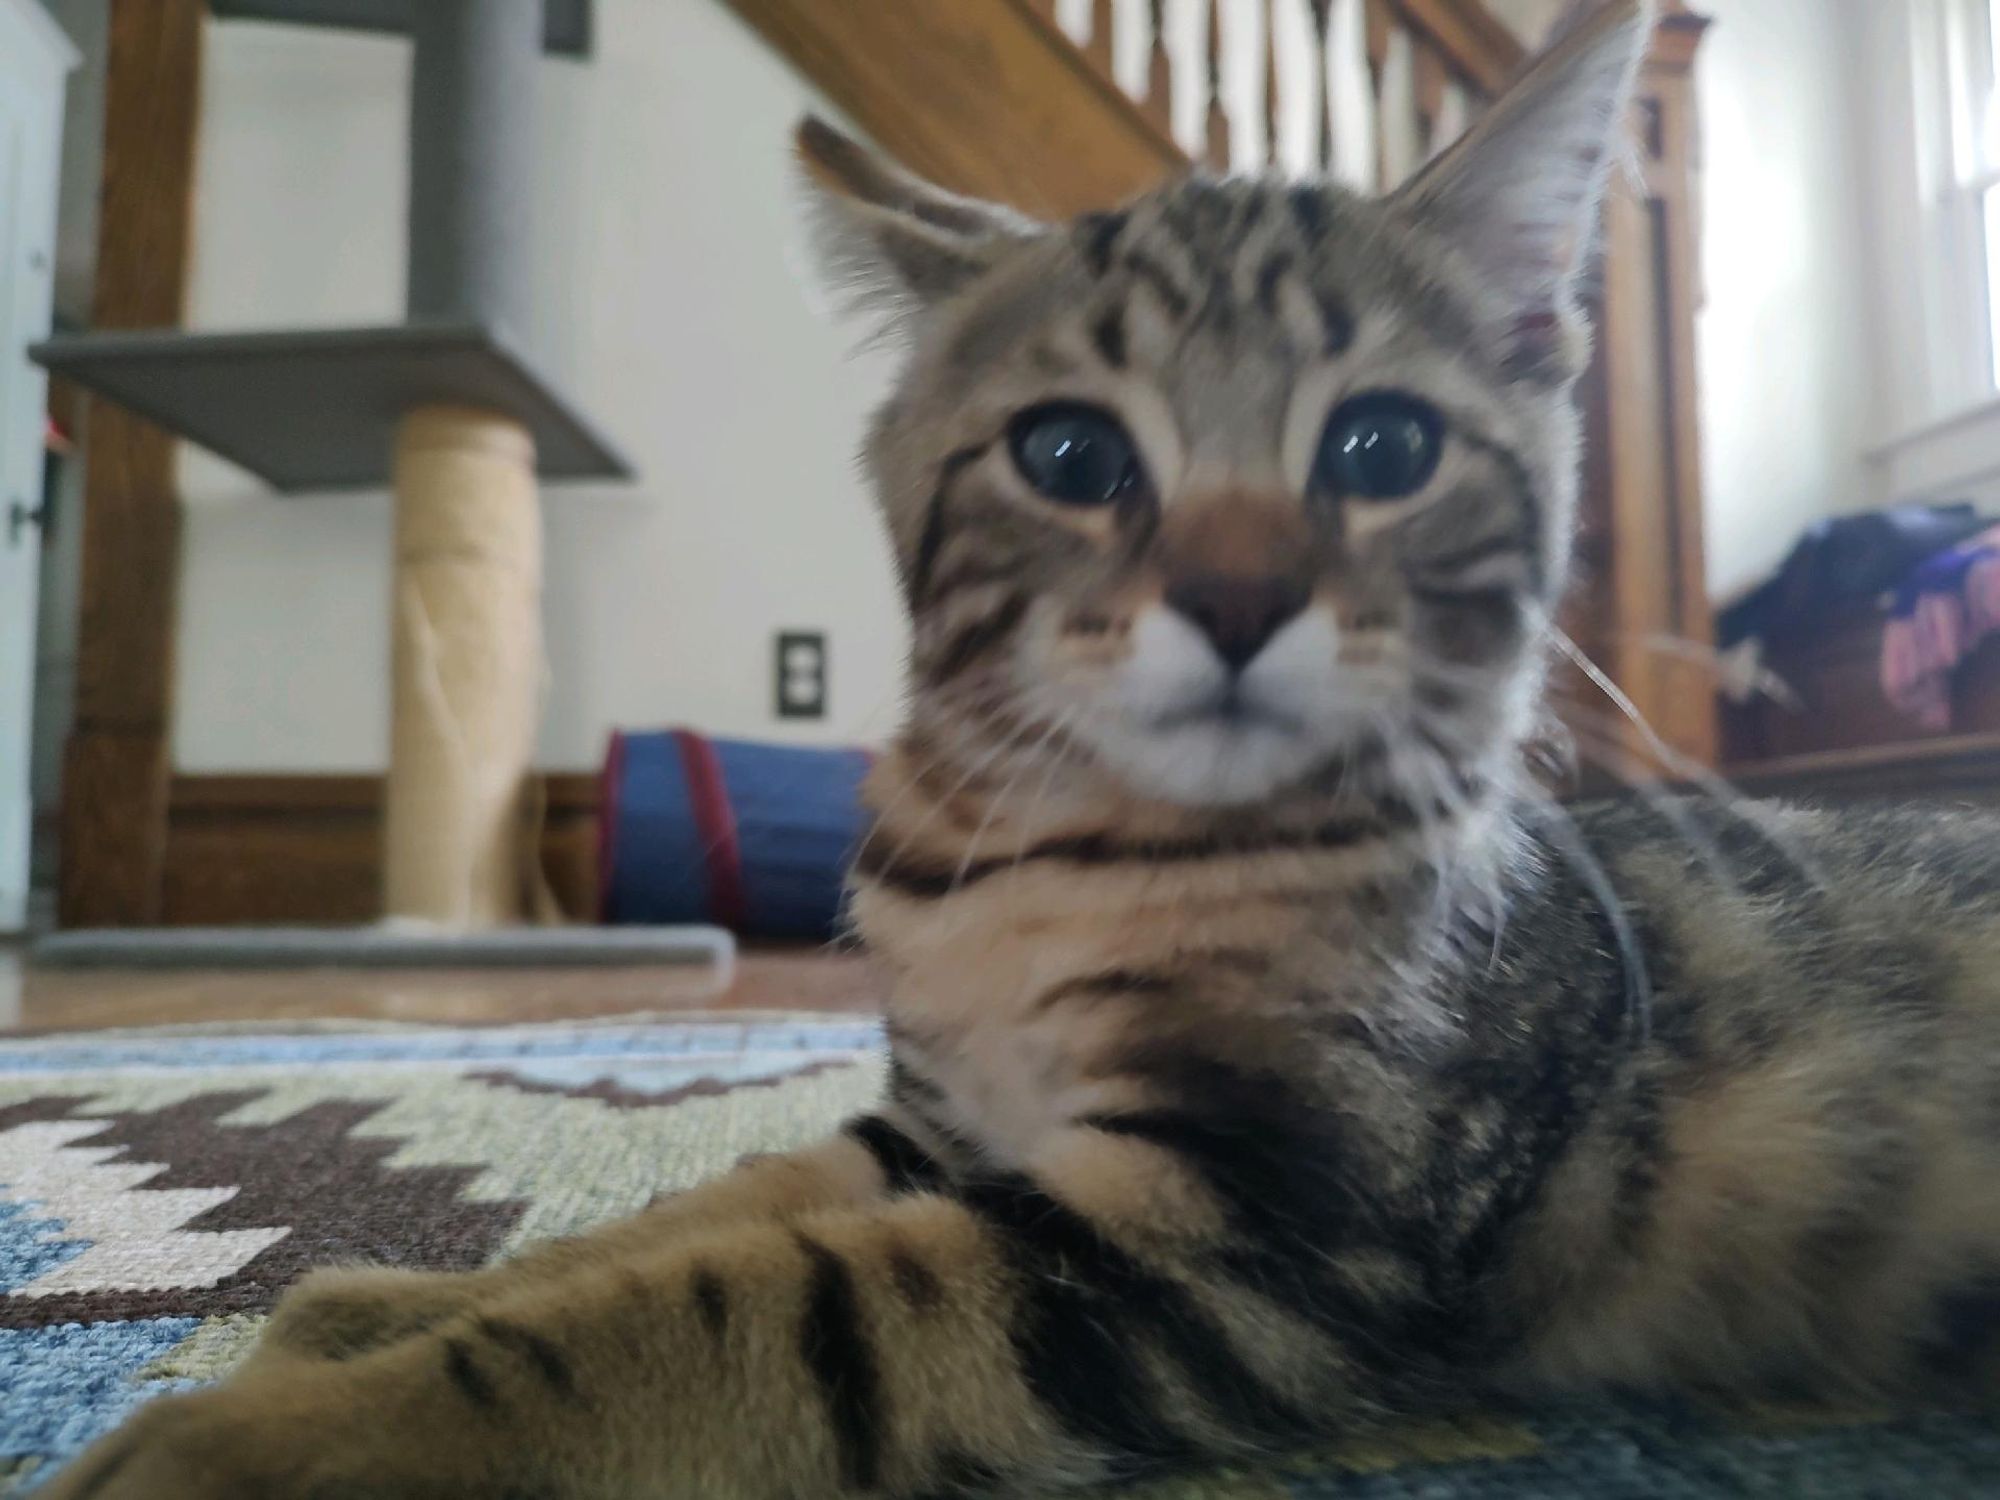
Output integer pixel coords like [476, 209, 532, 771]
[1321, 397, 1441, 500]
[1012, 408, 1138, 506]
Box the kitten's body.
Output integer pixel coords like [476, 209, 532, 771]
[47, 4, 2000, 1496]
[860, 741, 2000, 1421]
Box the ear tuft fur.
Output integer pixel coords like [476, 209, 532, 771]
[794, 116, 1037, 332]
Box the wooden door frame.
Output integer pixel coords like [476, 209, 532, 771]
[1595, 4, 1718, 767]
[57, 0, 203, 927]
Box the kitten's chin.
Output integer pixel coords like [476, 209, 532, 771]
[1083, 716, 1330, 808]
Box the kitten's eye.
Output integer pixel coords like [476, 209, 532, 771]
[1008, 404, 1145, 507]
[1314, 393, 1444, 501]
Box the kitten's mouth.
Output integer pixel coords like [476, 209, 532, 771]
[1150, 686, 1304, 736]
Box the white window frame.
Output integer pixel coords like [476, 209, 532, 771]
[1917, 0, 2000, 407]
[1862, 0, 2000, 509]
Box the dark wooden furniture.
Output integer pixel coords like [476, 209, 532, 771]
[1722, 615, 2000, 765]
[1725, 730, 2000, 807]
[1567, 1, 1718, 769]
[59, 0, 202, 927]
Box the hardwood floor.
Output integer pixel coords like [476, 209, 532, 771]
[0, 945, 884, 1034]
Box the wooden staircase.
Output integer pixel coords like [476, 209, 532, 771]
[724, 0, 1184, 216]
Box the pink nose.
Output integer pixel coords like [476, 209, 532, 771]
[1164, 572, 1310, 671]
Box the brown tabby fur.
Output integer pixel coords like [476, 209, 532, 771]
[47, 3, 2000, 1496]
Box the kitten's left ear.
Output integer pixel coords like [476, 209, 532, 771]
[1392, 0, 1653, 374]
[795, 117, 1037, 316]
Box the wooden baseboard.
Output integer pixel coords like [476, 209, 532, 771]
[145, 736, 2000, 928]
[60, 728, 172, 925]
[158, 773, 601, 926]
[1722, 733, 2000, 805]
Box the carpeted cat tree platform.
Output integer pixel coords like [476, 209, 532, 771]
[34, 0, 724, 970]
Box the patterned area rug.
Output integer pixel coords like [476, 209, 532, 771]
[2, 1014, 1994, 1497]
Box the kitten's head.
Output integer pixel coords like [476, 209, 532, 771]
[802, 0, 1649, 809]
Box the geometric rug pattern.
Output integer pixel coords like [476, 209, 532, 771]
[3, 1015, 1995, 1496]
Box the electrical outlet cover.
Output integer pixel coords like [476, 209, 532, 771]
[775, 630, 827, 719]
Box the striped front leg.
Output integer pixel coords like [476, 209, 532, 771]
[250, 1111, 943, 1367]
[46, 1120, 1412, 1499]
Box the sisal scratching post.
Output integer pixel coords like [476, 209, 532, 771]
[385, 403, 542, 926]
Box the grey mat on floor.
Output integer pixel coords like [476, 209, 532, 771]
[30, 924, 735, 971]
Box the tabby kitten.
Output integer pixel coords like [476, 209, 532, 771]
[48, 2, 2000, 1496]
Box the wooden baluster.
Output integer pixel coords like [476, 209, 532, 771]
[1204, 0, 1232, 171]
[1088, 0, 1114, 75]
[1363, 0, 1393, 191]
[1022, 0, 1057, 18]
[1145, 0, 1173, 136]
[1414, 42, 1448, 160]
[1264, 0, 1282, 166]
[1310, 0, 1335, 173]
[1436, 79, 1473, 156]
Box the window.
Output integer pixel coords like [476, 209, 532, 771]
[1960, 0, 2000, 386]
[1862, 0, 2000, 447]
[1931, 0, 2000, 399]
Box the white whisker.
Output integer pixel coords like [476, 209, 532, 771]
[1542, 621, 1830, 891]
[864, 704, 1044, 876]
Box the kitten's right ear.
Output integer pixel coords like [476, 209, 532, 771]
[795, 117, 1035, 314]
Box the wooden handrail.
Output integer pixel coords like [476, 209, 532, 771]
[724, 0, 1527, 207]
[1391, 0, 1524, 94]
[722, 0, 1184, 218]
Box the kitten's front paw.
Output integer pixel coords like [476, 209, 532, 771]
[253, 1264, 483, 1364]
[41, 1389, 303, 1499]
[42, 1360, 502, 1500]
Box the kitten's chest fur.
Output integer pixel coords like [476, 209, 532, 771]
[850, 747, 1517, 1180]
[892, 1005, 1109, 1169]
[861, 849, 1411, 1171]
[875, 895, 1190, 1167]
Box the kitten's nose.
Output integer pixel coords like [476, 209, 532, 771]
[1165, 572, 1311, 671]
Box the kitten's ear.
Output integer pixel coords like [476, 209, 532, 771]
[1392, 0, 1652, 369]
[795, 116, 1035, 314]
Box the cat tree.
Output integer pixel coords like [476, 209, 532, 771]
[35, 0, 723, 968]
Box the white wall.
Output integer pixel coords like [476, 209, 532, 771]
[172, 1, 907, 773]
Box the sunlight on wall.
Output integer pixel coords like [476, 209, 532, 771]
[1694, 0, 1872, 600]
